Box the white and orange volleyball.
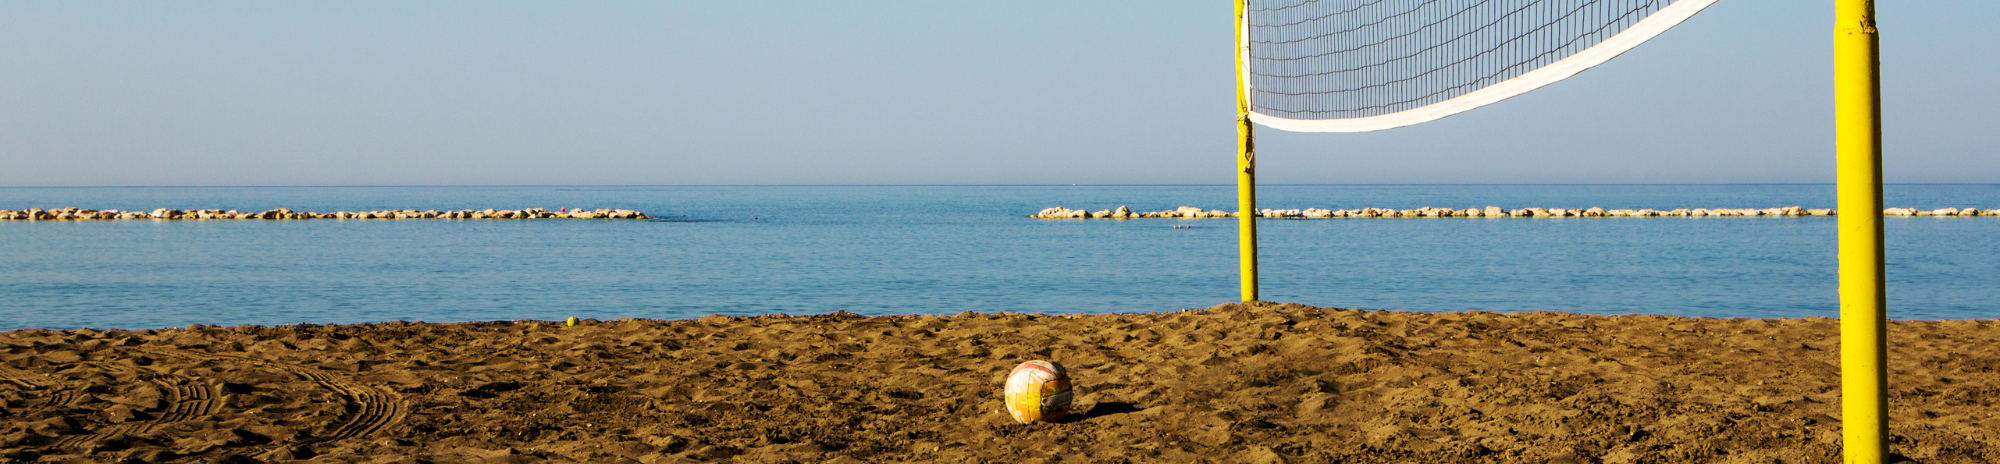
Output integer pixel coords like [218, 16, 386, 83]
[1004, 360, 1073, 423]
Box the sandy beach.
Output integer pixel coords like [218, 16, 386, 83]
[4, 302, 1997, 463]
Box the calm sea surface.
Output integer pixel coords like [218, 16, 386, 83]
[2, 184, 1996, 330]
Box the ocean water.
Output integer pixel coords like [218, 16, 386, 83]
[2, 184, 1996, 330]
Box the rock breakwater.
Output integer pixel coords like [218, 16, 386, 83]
[1034, 205, 2000, 219]
[0, 207, 649, 221]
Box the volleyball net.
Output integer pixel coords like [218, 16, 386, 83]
[1242, 0, 1719, 132]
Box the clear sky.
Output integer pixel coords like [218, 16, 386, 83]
[1, 1, 1994, 186]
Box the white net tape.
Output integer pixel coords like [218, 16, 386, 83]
[1243, 0, 1718, 132]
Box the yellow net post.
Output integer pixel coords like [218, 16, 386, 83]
[1834, 1, 1887, 463]
[1235, 0, 1258, 302]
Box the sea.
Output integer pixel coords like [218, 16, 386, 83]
[2, 184, 1996, 331]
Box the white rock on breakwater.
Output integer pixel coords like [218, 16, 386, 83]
[0, 207, 651, 221]
[1031, 206, 2000, 219]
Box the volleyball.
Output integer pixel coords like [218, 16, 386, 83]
[1004, 360, 1073, 423]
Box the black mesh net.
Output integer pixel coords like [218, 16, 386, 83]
[1246, 0, 1703, 124]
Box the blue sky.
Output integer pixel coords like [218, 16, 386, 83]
[1, 1, 1994, 186]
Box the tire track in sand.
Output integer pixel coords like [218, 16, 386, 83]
[50, 365, 213, 451]
[287, 367, 404, 444]
[139, 349, 405, 447]
[0, 367, 68, 408]
[0, 368, 44, 388]
[144, 378, 218, 433]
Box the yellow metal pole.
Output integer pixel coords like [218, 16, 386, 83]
[1835, 1, 1887, 463]
[1234, 0, 1258, 302]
